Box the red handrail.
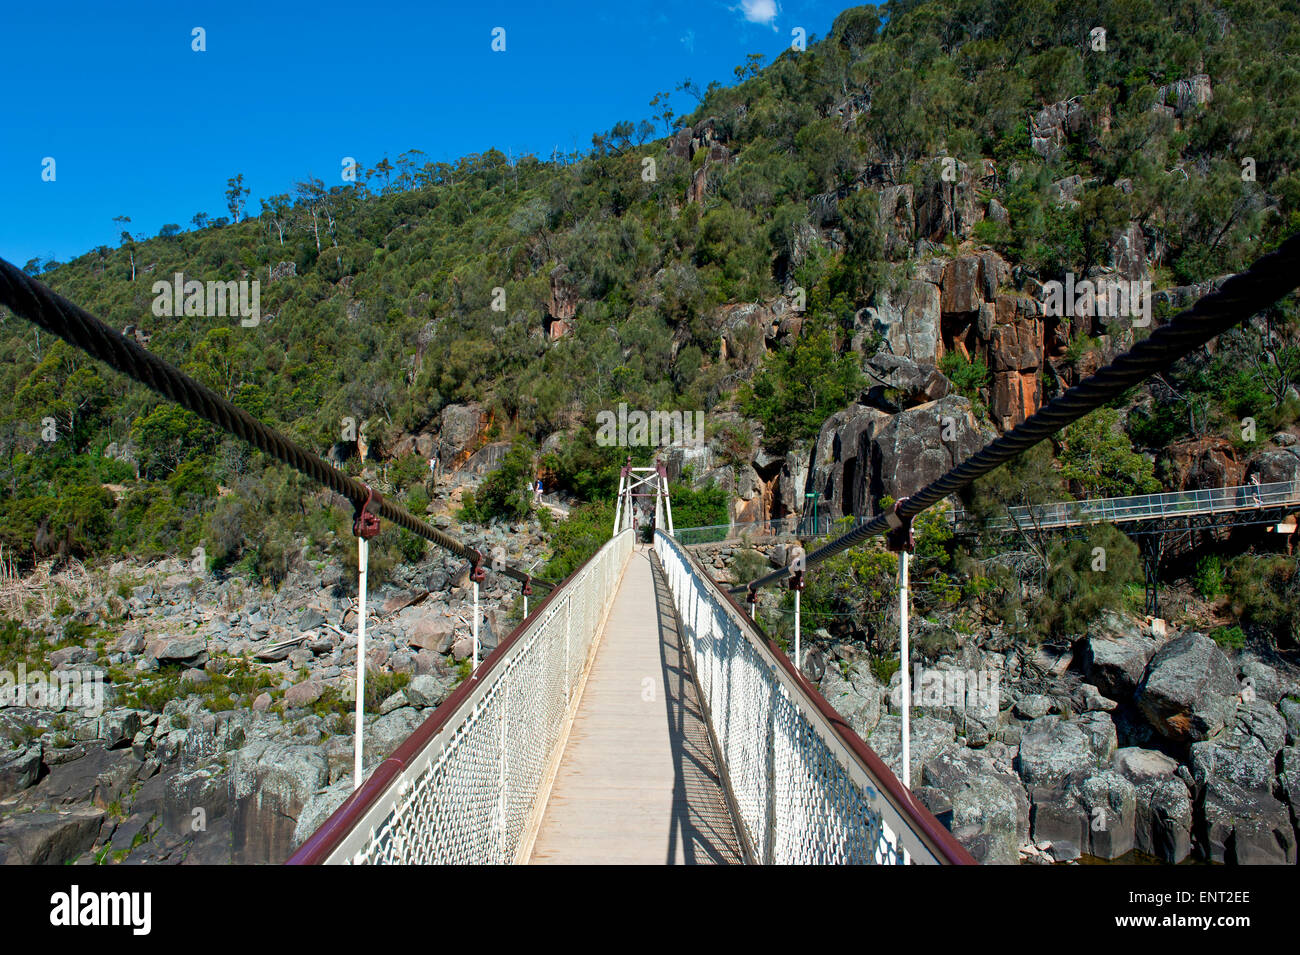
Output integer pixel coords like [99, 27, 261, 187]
[286, 544, 607, 865]
[668, 537, 977, 865]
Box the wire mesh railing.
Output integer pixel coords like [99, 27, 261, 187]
[653, 529, 973, 865]
[951, 479, 1300, 532]
[289, 529, 633, 864]
[673, 515, 835, 545]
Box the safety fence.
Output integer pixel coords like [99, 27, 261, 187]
[289, 529, 633, 864]
[653, 529, 973, 865]
[951, 479, 1300, 532]
[674, 515, 837, 545]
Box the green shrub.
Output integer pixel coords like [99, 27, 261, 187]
[870, 655, 901, 685]
[939, 351, 991, 419]
[1059, 408, 1160, 498]
[394, 528, 426, 564]
[471, 441, 535, 524]
[1034, 524, 1141, 640]
[542, 501, 616, 581]
[365, 671, 410, 711]
[389, 454, 429, 494]
[732, 549, 770, 585]
[0, 617, 43, 670]
[404, 484, 431, 514]
[1209, 625, 1247, 650]
[1226, 554, 1300, 648]
[668, 480, 729, 530]
[456, 489, 481, 524]
[739, 322, 863, 454]
[1193, 555, 1225, 600]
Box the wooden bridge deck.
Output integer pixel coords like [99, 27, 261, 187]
[528, 546, 743, 865]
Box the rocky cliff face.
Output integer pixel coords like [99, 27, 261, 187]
[805, 396, 988, 522]
[545, 264, 579, 341]
[1163, 436, 1244, 490]
[668, 116, 733, 206]
[857, 248, 1040, 419]
[436, 402, 491, 471]
[716, 298, 803, 373]
[684, 237, 1052, 528]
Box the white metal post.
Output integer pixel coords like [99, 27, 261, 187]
[663, 475, 675, 537]
[524, 557, 541, 619]
[612, 471, 625, 537]
[899, 550, 911, 789]
[498, 675, 507, 862]
[794, 587, 801, 673]
[564, 593, 572, 702]
[354, 536, 368, 791]
[472, 579, 481, 671]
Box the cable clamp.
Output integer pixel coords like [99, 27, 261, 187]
[352, 485, 383, 539]
[885, 497, 915, 553]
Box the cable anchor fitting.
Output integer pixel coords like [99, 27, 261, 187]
[352, 485, 383, 539]
[884, 497, 915, 553]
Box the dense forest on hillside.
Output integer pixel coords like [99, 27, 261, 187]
[3, 0, 1300, 646]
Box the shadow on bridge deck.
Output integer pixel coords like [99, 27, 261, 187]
[528, 546, 742, 865]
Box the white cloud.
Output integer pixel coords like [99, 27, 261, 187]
[735, 0, 780, 28]
[680, 29, 696, 53]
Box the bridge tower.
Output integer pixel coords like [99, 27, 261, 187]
[612, 458, 674, 539]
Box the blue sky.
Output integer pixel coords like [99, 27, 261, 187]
[1, 0, 855, 267]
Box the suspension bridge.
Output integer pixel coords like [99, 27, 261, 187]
[1, 233, 1298, 865]
[676, 479, 1300, 545]
[675, 479, 1300, 615]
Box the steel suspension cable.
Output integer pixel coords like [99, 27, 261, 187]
[733, 233, 1300, 595]
[0, 257, 553, 592]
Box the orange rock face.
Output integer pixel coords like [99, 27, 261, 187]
[992, 370, 1041, 429]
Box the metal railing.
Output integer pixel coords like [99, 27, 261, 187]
[653, 529, 974, 865]
[674, 515, 846, 545]
[289, 529, 634, 864]
[676, 507, 966, 546]
[951, 479, 1300, 533]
